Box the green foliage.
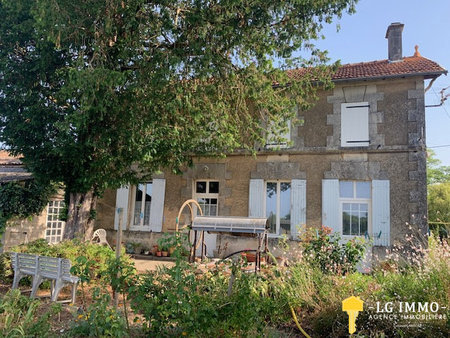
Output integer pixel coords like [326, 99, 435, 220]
[301, 226, 367, 274]
[428, 183, 450, 238]
[129, 259, 270, 336]
[0, 180, 56, 233]
[67, 287, 128, 337]
[156, 232, 179, 252]
[0, 289, 61, 337]
[427, 150, 450, 185]
[0, 1, 356, 238]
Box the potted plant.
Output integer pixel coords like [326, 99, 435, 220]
[157, 233, 178, 257]
[161, 247, 169, 257]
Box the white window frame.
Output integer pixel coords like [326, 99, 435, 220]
[341, 102, 370, 147]
[339, 181, 372, 240]
[265, 119, 291, 149]
[45, 200, 65, 244]
[193, 179, 219, 216]
[264, 180, 291, 237]
[130, 182, 153, 231]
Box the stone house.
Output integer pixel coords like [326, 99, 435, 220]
[2, 23, 447, 261]
[96, 23, 447, 259]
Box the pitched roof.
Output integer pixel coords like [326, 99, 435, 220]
[0, 151, 32, 183]
[287, 55, 447, 82]
[0, 151, 22, 165]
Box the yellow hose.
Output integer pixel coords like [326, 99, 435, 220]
[266, 251, 311, 338]
[289, 304, 311, 338]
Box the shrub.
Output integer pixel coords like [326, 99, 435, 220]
[67, 287, 128, 337]
[300, 226, 366, 274]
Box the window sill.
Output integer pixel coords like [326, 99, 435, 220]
[129, 226, 152, 232]
[267, 233, 294, 240]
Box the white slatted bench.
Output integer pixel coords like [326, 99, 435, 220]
[10, 252, 79, 303]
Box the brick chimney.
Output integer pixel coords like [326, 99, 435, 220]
[385, 22, 404, 62]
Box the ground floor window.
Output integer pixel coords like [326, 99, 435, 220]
[339, 181, 371, 236]
[46, 200, 65, 243]
[132, 182, 152, 230]
[195, 180, 219, 216]
[265, 181, 291, 236]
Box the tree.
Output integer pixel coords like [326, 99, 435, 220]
[428, 183, 450, 238]
[427, 149, 450, 185]
[0, 0, 357, 240]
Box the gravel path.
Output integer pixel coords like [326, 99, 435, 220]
[132, 258, 175, 273]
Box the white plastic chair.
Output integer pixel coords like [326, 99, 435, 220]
[91, 229, 112, 249]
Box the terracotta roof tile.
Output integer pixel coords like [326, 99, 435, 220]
[287, 55, 447, 82]
[0, 151, 22, 165]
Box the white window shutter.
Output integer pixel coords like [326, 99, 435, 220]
[114, 186, 129, 230]
[149, 179, 166, 232]
[290, 179, 306, 239]
[322, 179, 340, 234]
[372, 180, 390, 246]
[341, 103, 369, 147]
[248, 179, 264, 217]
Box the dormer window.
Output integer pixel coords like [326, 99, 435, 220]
[341, 102, 369, 147]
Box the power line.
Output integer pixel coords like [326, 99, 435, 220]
[430, 87, 450, 119]
[428, 144, 450, 149]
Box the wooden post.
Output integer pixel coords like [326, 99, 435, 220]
[114, 208, 123, 309]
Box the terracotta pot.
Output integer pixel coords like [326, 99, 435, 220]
[156, 251, 162, 257]
[241, 252, 256, 262]
[162, 251, 168, 257]
[151, 245, 158, 256]
[169, 246, 176, 255]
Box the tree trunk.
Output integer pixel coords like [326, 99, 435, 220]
[64, 190, 97, 241]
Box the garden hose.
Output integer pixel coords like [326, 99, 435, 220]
[267, 250, 311, 338]
[290, 305, 311, 338]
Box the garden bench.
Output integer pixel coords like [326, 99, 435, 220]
[10, 252, 79, 303]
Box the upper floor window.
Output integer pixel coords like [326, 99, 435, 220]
[46, 200, 65, 244]
[265, 181, 291, 236]
[265, 120, 291, 149]
[195, 180, 219, 216]
[339, 181, 371, 236]
[132, 182, 152, 230]
[341, 102, 369, 147]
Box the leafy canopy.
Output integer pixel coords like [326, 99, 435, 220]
[0, 0, 357, 196]
[428, 183, 450, 224]
[427, 150, 450, 185]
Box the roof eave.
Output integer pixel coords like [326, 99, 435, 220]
[332, 70, 447, 83]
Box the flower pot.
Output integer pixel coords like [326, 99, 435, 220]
[162, 251, 168, 257]
[151, 245, 158, 256]
[156, 251, 162, 257]
[241, 252, 256, 262]
[169, 246, 176, 256]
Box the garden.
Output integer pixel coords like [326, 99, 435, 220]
[0, 228, 448, 337]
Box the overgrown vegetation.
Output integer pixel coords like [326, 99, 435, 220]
[0, 289, 60, 337]
[0, 180, 56, 234]
[1, 235, 448, 337]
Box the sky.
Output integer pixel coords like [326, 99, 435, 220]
[310, 0, 450, 165]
